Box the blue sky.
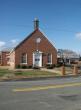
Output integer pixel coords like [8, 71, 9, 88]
[0, 0, 81, 53]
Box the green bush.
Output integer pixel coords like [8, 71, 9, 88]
[55, 63, 62, 67]
[45, 64, 55, 69]
[32, 66, 40, 69]
[16, 65, 33, 69]
[27, 65, 32, 69]
[16, 65, 21, 69]
[16, 65, 27, 69]
[21, 65, 27, 69]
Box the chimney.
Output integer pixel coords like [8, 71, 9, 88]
[34, 18, 39, 30]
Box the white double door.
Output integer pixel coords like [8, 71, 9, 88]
[33, 52, 42, 67]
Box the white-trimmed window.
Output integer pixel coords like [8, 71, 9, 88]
[0, 55, 1, 64]
[21, 53, 27, 64]
[47, 53, 52, 64]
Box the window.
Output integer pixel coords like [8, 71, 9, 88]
[0, 56, 1, 60]
[47, 53, 52, 64]
[0, 56, 1, 64]
[21, 53, 27, 64]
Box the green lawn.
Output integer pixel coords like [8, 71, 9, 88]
[0, 66, 81, 79]
[0, 69, 13, 76]
[0, 69, 58, 78]
[15, 70, 57, 77]
[14, 70, 58, 77]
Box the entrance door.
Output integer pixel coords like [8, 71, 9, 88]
[33, 52, 42, 67]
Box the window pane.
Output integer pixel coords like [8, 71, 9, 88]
[21, 53, 27, 63]
[47, 53, 51, 63]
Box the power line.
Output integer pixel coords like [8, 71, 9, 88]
[0, 24, 80, 33]
[41, 26, 81, 33]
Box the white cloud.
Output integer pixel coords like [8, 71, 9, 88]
[0, 41, 6, 51]
[0, 41, 6, 47]
[11, 39, 18, 44]
[0, 39, 19, 51]
[10, 39, 19, 47]
[76, 32, 81, 40]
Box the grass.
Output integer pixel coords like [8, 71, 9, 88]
[0, 68, 58, 78]
[0, 66, 81, 79]
[0, 69, 12, 76]
[14, 70, 58, 77]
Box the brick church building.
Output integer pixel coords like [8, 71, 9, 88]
[0, 51, 10, 66]
[9, 19, 57, 68]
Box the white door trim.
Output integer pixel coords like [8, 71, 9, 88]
[33, 51, 42, 67]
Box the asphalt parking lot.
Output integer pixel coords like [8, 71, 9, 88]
[0, 77, 81, 110]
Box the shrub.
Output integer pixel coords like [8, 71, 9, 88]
[21, 65, 27, 69]
[32, 66, 40, 69]
[16, 65, 33, 69]
[45, 64, 55, 69]
[16, 65, 21, 69]
[55, 63, 62, 67]
[27, 65, 32, 69]
[65, 64, 73, 68]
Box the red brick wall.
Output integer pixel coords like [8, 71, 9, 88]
[0, 54, 2, 65]
[15, 29, 57, 67]
[0, 52, 10, 66]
